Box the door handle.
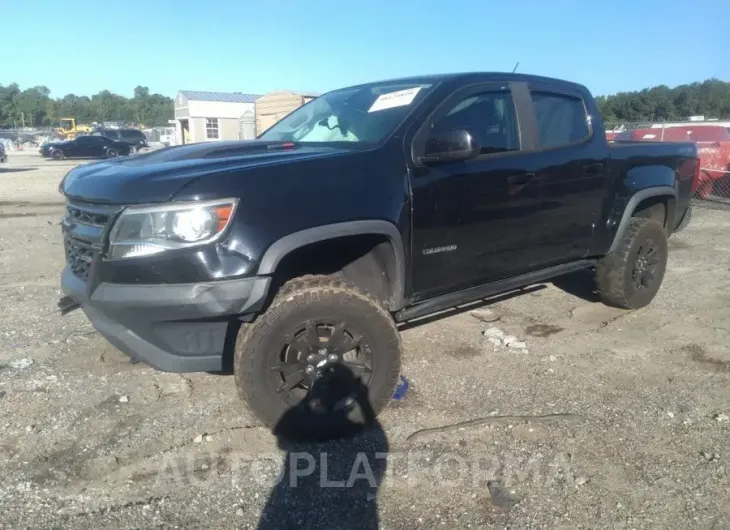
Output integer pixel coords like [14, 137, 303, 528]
[507, 173, 536, 185]
[583, 163, 604, 175]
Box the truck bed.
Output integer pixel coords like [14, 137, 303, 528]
[608, 140, 697, 230]
[609, 141, 697, 160]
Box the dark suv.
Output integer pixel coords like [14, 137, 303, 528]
[92, 129, 148, 151]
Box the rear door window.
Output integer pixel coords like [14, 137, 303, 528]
[531, 92, 590, 148]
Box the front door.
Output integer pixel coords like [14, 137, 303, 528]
[70, 136, 95, 157]
[410, 84, 541, 299]
[63, 138, 83, 158]
[85, 136, 107, 157]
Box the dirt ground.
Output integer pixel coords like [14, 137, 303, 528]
[1, 152, 729, 529]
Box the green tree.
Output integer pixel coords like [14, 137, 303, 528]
[12, 86, 52, 126]
[0, 83, 174, 128]
[598, 78, 730, 123]
[0, 83, 21, 125]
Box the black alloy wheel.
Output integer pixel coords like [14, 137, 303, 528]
[270, 319, 373, 414]
[631, 238, 660, 291]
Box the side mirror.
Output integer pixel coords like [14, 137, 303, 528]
[421, 128, 480, 164]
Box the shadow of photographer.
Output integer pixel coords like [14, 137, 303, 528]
[257, 364, 388, 530]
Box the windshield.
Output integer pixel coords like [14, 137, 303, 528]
[259, 81, 434, 145]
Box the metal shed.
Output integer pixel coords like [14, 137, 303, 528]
[173, 91, 261, 144]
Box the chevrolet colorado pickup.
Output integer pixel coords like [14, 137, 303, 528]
[59, 73, 697, 437]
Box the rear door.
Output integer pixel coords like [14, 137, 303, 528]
[525, 85, 609, 267]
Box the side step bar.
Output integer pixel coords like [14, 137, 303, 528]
[395, 259, 596, 322]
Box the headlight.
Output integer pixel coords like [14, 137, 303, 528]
[108, 198, 238, 259]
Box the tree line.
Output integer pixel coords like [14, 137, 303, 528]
[0, 84, 174, 129]
[596, 78, 730, 124]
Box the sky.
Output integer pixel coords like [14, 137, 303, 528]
[3, 0, 728, 99]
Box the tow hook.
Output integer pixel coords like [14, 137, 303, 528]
[58, 295, 81, 316]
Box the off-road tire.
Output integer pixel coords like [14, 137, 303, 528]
[234, 275, 402, 438]
[50, 149, 64, 160]
[596, 218, 668, 309]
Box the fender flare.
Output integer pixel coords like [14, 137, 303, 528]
[257, 220, 406, 310]
[609, 186, 676, 254]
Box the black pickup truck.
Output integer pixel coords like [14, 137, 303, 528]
[59, 72, 697, 436]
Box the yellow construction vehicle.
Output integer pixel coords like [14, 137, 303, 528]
[56, 118, 92, 139]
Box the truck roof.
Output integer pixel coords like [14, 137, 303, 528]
[345, 72, 589, 94]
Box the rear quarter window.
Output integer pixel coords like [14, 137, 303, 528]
[531, 92, 591, 148]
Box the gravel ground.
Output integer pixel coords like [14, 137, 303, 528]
[1, 153, 729, 529]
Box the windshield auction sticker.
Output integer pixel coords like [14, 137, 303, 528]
[368, 87, 422, 113]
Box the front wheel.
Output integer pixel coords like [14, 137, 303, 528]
[50, 149, 64, 160]
[106, 148, 119, 159]
[234, 276, 402, 439]
[596, 218, 668, 309]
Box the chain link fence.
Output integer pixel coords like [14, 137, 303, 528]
[0, 127, 58, 154]
[605, 120, 730, 210]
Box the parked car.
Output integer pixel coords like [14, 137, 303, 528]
[41, 135, 132, 160]
[58, 72, 697, 438]
[92, 128, 148, 152]
[0, 141, 6, 163]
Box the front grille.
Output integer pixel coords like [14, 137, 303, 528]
[66, 205, 110, 227]
[64, 237, 94, 281]
[62, 200, 119, 282]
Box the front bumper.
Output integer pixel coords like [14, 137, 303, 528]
[61, 267, 270, 372]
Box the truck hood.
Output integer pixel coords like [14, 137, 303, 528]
[60, 140, 349, 204]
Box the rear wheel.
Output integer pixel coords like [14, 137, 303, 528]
[106, 148, 119, 159]
[596, 218, 668, 309]
[50, 149, 64, 160]
[234, 276, 401, 439]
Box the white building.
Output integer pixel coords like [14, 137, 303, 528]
[173, 91, 261, 144]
